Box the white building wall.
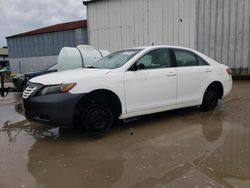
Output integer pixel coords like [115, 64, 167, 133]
[10, 55, 58, 74]
[87, 0, 250, 75]
[87, 0, 197, 52]
[197, 0, 250, 75]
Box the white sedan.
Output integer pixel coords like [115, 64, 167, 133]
[23, 45, 233, 136]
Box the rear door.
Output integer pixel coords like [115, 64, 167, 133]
[173, 49, 211, 104]
[124, 48, 177, 113]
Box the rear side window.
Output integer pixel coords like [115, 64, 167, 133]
[174, 49, 209, 67]
[174, 49, 198, 67]
[136, 48, 172, 70]
[197, 55, 209, 66]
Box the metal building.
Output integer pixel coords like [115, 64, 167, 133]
[0, 48, 9, 68]
[6, 20, 88, 74]
[84, 0, 250, 76]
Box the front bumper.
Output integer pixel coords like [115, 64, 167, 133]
[23, 92, 84, 127]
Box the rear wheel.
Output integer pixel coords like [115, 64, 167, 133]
[201, 88, 219, 111]
[81, 104, 113, 136]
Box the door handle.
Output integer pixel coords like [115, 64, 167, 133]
[167, 72, 176, 77]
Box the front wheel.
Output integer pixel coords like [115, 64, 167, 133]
[81, 104, 113, 136]
[201, 88, 219, 111]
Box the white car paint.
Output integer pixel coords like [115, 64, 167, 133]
[28, 45, 233, 119]
[124, 67, 177, 112]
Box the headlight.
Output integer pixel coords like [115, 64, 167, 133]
[38, 83, 76, 96]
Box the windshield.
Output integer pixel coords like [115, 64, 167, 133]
[90, 49, 142, 69]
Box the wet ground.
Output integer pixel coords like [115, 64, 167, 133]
[0, 81, 250, 188]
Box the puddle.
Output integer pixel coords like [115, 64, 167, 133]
[0, 81, 250, 188]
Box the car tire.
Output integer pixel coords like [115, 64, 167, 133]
[201, 88, 219, 111]
[81, 104, 113, 136]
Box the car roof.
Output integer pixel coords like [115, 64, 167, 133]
[126, 45, 195, 51]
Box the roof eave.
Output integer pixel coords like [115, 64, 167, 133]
[6, 20, 87, 39]
[83, 0, 101, 5]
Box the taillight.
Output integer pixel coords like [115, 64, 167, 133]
[226, 68, 232, 75]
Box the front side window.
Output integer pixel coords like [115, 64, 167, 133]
[91, 49, 142, 69]
[135, 48, 172, 70]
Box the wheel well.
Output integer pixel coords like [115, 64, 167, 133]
[73, 89, 122, 125]
[207, 81, 224, 99]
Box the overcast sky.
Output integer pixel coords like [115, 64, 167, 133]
[0, 0, 86, 47]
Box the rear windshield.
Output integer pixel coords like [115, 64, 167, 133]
[90, 49, 141, 69]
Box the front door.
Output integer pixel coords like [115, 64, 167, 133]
[124, 48, 177, 113]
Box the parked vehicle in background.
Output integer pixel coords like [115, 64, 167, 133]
[22, 45, 233, 136]
[0, 67, 11, 74]
[12, 64, 58, 91]
[13, 45, 110, 91]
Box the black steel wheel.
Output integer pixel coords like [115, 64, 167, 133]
[201, 88, 219, 111]
[81, 104, 113, 136]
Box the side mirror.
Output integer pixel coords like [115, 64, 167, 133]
[130, 63, 145, 71]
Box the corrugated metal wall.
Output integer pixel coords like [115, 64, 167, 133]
[7, 28, 88, 73]
[10, 56, 58, 74]
[7, 28, 88, 58]
[87, 0, 250, 75]
[88, 0, 197, 52]
[197, 0, 250, 75]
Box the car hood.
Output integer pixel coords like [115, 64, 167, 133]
[29, 68, 112, 85]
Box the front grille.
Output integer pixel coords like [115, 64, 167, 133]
[22, 86, 37, 99]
